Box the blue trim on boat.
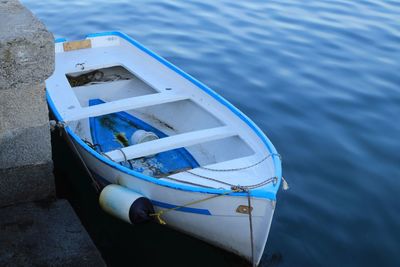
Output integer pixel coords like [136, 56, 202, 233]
[55, 37, 67, 43]
[47, 92, 277, 200]
[47, 32, 282, 200]
[151, 200, 211, 215]
[91, 171, 211, 215]
[87, 32, 282, 186]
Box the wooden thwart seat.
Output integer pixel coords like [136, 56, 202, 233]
[64, 92, 188, 122]
[105, 126, 235, 162]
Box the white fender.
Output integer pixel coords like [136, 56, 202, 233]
[99, 184, 154, 224]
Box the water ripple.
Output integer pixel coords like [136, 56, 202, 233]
[21, 0, 400, 266]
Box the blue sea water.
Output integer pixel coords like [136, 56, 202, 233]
[21, 0, 400, 266]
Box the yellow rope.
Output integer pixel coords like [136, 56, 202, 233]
[150, 188, 241, 225]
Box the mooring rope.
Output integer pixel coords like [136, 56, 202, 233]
[149, 187, 243, 225]
[161, 176, 216, 189]
[51, 121, 101, 193]
[185, 170, 278, 190]
[243, 188, 256, 267]
[149, 184, 257, 267]
[49, 119, 289, 267]
[78, 137, 282, 192]
[51, 121, 287, 267]
[199, 152, 281, 172]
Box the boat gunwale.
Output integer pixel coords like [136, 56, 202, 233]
[47, 31, 282, 200]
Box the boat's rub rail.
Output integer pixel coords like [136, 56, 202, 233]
[105, 126, 235, 162]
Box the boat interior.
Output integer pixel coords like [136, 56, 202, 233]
[60, 62, 275, 188]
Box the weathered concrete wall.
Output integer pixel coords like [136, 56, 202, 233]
[0, 0, 54, 89]
[0, 0, 55, 206]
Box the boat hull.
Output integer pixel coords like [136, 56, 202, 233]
[67, 132, 275, 264]
[46, 31, 282, 265]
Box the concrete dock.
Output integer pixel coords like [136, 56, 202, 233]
[0, 200, 105, 266]
[0, 0, 105, 265]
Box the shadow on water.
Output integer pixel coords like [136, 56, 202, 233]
[51, 129, 254, 267]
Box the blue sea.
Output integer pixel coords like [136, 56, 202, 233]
[22, 1, 400, 266]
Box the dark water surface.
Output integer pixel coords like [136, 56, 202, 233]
[22, 1, 400, 266]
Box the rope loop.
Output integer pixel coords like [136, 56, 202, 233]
[49, 120, 66, 136]
[117, 148, 133, 168]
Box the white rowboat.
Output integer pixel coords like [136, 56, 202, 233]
[46, 32, 283, 265]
